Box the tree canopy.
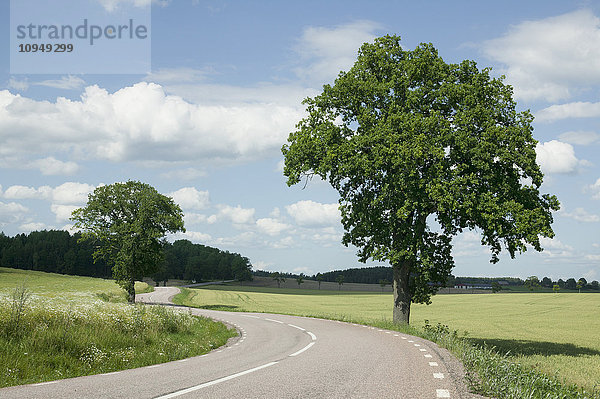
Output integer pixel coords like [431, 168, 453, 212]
[71, 181, 185, 302]
[282, 35, 560, 324]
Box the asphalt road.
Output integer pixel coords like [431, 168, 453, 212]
[1, 287, 481, 399]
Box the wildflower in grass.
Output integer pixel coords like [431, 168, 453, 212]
[80, 344, 107, 368]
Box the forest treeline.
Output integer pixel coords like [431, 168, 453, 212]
[255, 266, 600, 290]
[0, 230, 252, 283]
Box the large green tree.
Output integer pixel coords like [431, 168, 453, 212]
[71, 181, 185, 302]
[282, 36, 559, 324]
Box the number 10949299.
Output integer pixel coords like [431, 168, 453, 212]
[18, 43, 74, 53]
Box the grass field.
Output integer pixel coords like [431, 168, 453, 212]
[175, 285, 600, 394]
[0, 267, 153, 302]
[0, 268, 236, 387]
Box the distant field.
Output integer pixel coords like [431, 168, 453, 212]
[176, 285, 600, 392]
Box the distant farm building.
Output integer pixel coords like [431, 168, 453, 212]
[454, 283, 493, 290]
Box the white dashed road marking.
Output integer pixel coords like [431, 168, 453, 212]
[429, 362, 438, 367]
[154, 362, 278, 399]
[32, 381, 58, 386]
[433, 373, 444, 379]
[265, 318, 284, 324]
[436, 389, 451, 398]
[287, 324, 305, 331]
[289, 342, 315, 357]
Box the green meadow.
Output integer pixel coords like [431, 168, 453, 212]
[0, 266, 152, 303]
[0, 268, 236, 387]
[175, 285, 600, 393]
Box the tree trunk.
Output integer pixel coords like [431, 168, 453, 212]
[392, 259, 412, 324]
[126, 278, 135, 303]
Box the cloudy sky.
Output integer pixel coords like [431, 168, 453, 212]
[1, 0, 600, 281]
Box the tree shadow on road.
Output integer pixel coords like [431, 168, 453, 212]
[466, 338, 600, 357]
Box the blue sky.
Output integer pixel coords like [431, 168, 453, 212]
[1, 0, 600, 281]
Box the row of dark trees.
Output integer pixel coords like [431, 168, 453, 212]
[0, 230, 111, 277]
[313, 266, 392, 284]
[311, 268, 524, 287]
[534, 276, 599, 291]
[449, 276, 524, 286]
[254, 267, 600, 291]
[0, 230, 252, 283]
[155, 239, 252, 284]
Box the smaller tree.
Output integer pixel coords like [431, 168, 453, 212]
[336, 274, 344, 291]
[524, 276, 540, 291]
[591, 280, 600, 291]
[491, 281, 502, 293]
[557, 279, 566, 289]
[379, 279, 390, 292]
[316, 273, 323, 290]
[553, 284, 560, 293]
[576, 278, 587, 293]
[272, 272, 285, 288]
[296, 274, 304, 287]
[71, 181, 185, 303]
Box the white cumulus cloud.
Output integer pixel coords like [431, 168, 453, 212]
[20, 222, 49, 232]
[169, 187, 210, 210]
[0, 201, 29, 226]
[535, 140, 579, 174]
[536, 102, 600, 122]
[558, 131, 600, 145]
[2, 182, 94, 204]
[286, 200, 340, 227]
[51, 182, 96, 205]
[0, 82, 301, 167]
[216, 205, 256, 225]
[175, 230, 212, 243]
[537, 237, 574, 258]
[30, 157, 79, 175]
[589, 178, 600, 200]
[3, 185, 50, 200]
[483, 10, 600, 102]
[294, 20, 382, 84]
[256, 218, 291, 236]
[51, 204, 82, 222]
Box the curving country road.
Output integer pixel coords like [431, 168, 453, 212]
[1, 287, 481, 399]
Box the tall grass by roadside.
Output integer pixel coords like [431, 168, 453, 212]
[0, 285, 236, 388]
[417, 321, 598, 399]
